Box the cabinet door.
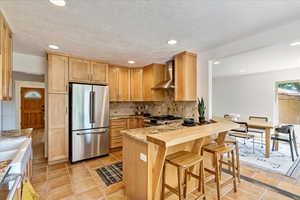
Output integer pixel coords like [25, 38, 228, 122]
[175, 52, 197, 101]
[48, 94, 68, 162]
[108, 66, 119, 101]
[128, 118, 138, 129]
[48, 54, 69, 93]
[152, 64, 165, 101]
[3, 27, 12, 100]
[130, 68, 143, 101]
[69, 58, 91, 83]
[142, 66, 153, 101]
[91, 62, 108, 84]
[118, 67, 130, 101]
[0, 16, 4, 99]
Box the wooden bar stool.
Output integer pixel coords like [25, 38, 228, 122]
[161, 151, 206, 200]
[202, 143, 237, 200]
[223, 140, 241, 182]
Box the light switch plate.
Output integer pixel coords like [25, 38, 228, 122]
[139, 153, 147, 162]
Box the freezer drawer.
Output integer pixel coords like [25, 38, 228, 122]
[71, 128, 109, 162]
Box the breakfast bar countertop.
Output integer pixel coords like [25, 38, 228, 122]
[121, 122, 185, 143]
[121, 118, 239, 145]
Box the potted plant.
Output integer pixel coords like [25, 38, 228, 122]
[198, 98, 206, 124]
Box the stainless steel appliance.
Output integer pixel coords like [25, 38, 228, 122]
[69, 83, 109, 162]
[144, 115, 182, 126]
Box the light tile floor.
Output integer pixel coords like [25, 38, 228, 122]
[31, 129, 300, 200]
[31, 151, 300, 200]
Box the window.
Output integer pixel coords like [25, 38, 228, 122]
[24, 91, 42, 98]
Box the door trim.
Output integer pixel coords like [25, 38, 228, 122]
[15, 81, 46, 156]
[15, 81, 45, 130]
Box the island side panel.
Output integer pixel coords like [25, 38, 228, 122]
[123, 134, 149, 200]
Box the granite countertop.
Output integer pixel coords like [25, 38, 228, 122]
[0, 161, 11, 184]
[121, 122, 187, 143]
[110, 115, 145, 120]
[0, 128, 33, 138]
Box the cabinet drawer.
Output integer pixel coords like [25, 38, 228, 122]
[110, 119, 127, 128]
[110, 137, 122, 148]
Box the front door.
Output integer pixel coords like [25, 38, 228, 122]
[21, 87, 45, 129]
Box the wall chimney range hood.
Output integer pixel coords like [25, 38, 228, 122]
[153, 60, 175, 89]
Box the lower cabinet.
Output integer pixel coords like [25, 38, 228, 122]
[47, 94, 68, 163]
[110, 117, 144, 149]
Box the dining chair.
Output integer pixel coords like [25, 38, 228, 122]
[272, 125, 299, 161]
[248, 116, 269, 148]
[229, 121, 255, 153]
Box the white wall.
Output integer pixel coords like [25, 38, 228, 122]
[13, 52, 46, 75]
[0, 52, 46, 131]
[212, 68, 300, 122]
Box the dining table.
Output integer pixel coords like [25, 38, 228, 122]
[233, 119, 275, 158]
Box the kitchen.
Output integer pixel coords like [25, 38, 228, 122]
[1, 1, 300, 200]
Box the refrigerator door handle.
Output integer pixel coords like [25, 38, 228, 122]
[91, 91, 95, 123]
[77, 132, 104, 135]
[89, 91, 93, 124]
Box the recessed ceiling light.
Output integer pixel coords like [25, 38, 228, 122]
[213, 61, 220, 65]
[290, 41, 300, 46]
[49, 0, 66, 7]
[167, 40, 177, 45]
[48, 44, 59, 50]
[128, 60, 135, 64]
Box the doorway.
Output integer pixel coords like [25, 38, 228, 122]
[21, 87, 45, 129]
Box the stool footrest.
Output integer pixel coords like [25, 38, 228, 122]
[220, 160, 232, 166]
[165, 184, 184, 195]
[205, 168, 216, 175]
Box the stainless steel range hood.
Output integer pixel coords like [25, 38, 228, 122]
[152, 60, 175, 89]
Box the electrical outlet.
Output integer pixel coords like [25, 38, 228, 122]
[139, 153, 147, 162]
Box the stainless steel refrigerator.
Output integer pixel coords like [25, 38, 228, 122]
[69, 83, 109, 162]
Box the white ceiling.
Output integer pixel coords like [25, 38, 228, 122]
[2, 0, 300, 66]
[213, 41, 300, 77]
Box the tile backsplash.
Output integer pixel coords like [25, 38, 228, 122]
[110, 90, 198, 119]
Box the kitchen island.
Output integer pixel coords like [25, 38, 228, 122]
[122, 119, 239, 200]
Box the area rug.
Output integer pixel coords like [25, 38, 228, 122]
[96, 162, 122, 186]
[235, 137, 300, 178]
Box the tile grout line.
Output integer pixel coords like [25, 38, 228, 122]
[223, 169, 300, 200]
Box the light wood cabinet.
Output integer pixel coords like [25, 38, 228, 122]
[0, 12, 13, 100]
[108, 65, 130, 101]
[48, 94, 68, 163]
[47, 54, 69, 94]
[128, 117, 144, 129]
[69, 58, 91, 83]
[143, 64, 165, 101]
[174, 51, 197, 101]
[69, 58, 109, 84]
[110, 119, 128, 149]
[91, 61, 108, 84]
[130, 68, 143, 101]
[110, 117, 144, 149]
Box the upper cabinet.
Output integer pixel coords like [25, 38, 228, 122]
[109, 65, 130, 101]
[47, 54, 69, 94]
[130, 68, 143, 101]
[174, 51, 197, 101]
[69, 58, 91, 83]
[0, 12, 13, 100]
[143, 64, 165, 101]
[69, 57, 108, 84]
[90, 61, 108, 84]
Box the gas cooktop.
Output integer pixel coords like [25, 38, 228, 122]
[150, 115, 182, 121]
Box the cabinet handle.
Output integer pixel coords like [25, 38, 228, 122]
[66, 107, 68, 114]
[66, 85, 68, 92]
